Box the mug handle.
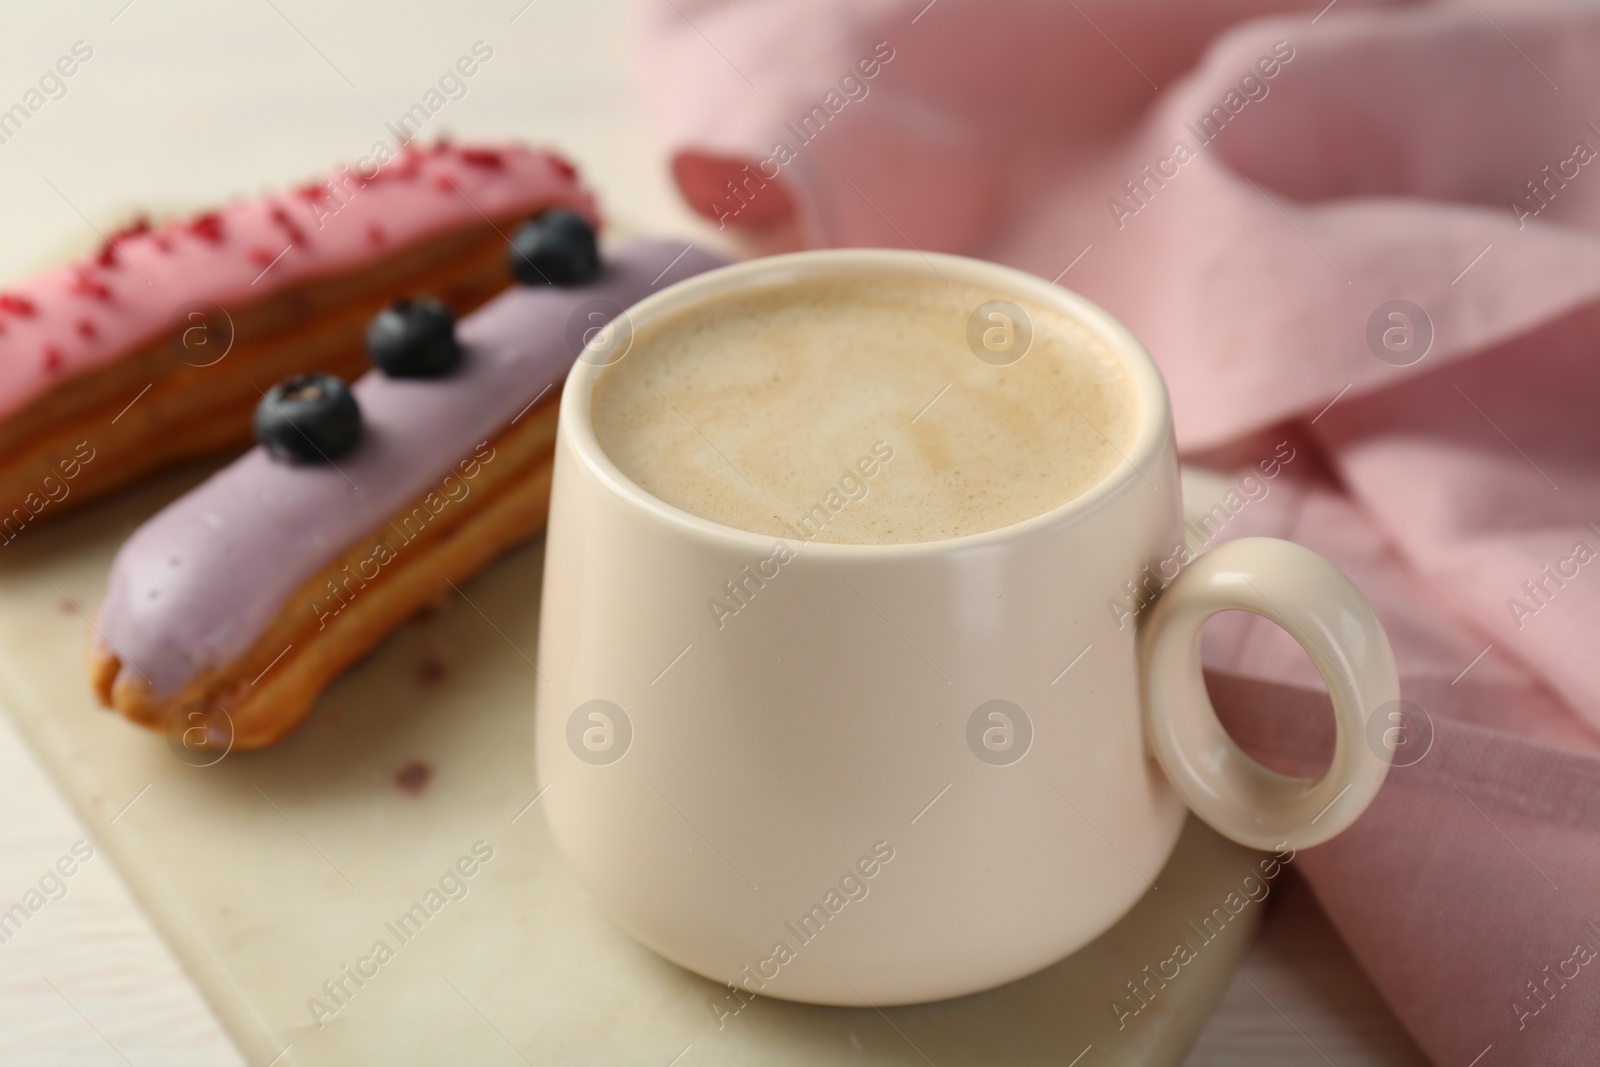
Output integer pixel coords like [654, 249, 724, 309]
[1138, 537, 1398, 851]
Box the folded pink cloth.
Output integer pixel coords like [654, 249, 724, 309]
[639, 1, 1600, 1062]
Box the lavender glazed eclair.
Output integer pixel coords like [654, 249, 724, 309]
[88, 239, 725, 749]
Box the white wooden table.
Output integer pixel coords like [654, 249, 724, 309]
[0, 2, 1427, 1062]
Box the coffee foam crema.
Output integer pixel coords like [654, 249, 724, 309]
[590, 273, 1140, 545]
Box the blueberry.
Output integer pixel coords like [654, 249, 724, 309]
[506, 208, 599, 286]
[253, 374, 362, 463]
[365, 297, 461, 377]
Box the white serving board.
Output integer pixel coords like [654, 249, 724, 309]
[0, 460, 1264, 1066]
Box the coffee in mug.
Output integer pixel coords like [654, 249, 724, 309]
[591, 272, 1139, 544]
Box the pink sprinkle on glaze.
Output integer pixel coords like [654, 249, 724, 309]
[394, 146, 424, 182]
[43, 346, 63, 372]
[295, 182, 328, 201]
[269, 206, 306, 246]
[187, 213, 226, 244]
[76, 318, 97, 339]
[365, 223, 385, 246]
[248, 246, 277, 266]
[97, 216, 153, 268]
[460, 148, 504, 169]
[109, 217, 151, 242]
[0, 294, 38, 317]
[549, 156, 578, 181]
[432, 174, 456, 193]
[69, 272, 113, 302]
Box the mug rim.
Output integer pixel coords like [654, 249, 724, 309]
[560, 248, 1174, 556]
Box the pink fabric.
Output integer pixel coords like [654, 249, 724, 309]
[638, 1, 1600, 1062]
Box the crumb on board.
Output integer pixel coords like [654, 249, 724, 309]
[396, 760, 433, 795]
[416, 648, 450, 687]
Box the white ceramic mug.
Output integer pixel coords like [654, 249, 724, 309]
[535, 250, 1397, 1006]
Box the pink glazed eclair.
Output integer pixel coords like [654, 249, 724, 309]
[88, 239, 725, 749]
[0, 141, 594, 537]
